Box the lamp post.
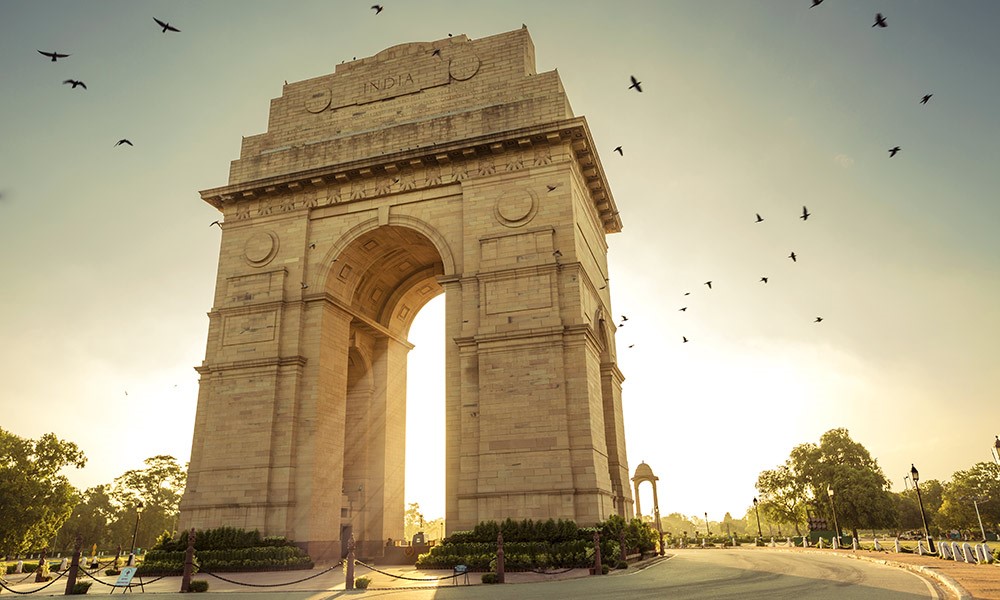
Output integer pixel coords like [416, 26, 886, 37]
[128, 501, 144, 565]
[964, 496, 988, 542]
[705, 512, 710, 537]
[752, 498, 763, 541]
[993, 436, 1000, 465]
[827, 486, 841, 539]
[910, 464, 935, 552]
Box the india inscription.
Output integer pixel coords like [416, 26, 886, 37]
[180, 27, 631, 561]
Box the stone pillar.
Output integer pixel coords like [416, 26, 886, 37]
[592, 532, 602, 575]
[180, 529, 195, 593]
[345, 535, 356, 590]
[496, 532, 505, 584]
[63, 535, 82, 595]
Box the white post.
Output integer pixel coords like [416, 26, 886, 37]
[15, 560, 23, 574]
[770, 537, 775, 547]
[894, 538, 901, 553]
[852, 538, 858, 551]
[917, 540, 924, 555]
[873, 538, 882, 551]
[817, 538, 824, 549]
[833, 536, 839, 550]
[952, 542, 962, 561]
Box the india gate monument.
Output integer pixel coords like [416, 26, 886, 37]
[179, 27, 632, 559]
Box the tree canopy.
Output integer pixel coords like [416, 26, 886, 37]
[0, 428, 86, 555]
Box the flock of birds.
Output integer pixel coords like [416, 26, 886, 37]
[610, 4, 934, 345]
[36, 17, 182, 148]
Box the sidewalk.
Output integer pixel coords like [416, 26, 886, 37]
[771, 546, 1000, 599]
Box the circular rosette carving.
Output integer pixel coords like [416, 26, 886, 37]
[494, 189, 537, 228]
[244, 230, 279, 267]
[448, 51, 481, 81]
[304, 88, 332, 113]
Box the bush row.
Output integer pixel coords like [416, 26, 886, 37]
[154, 526, 294, 552]
[416, 539, 613, 570]
[446, 518, 582, 544]
[138, 556, 313, 576]
[144, 545, 304, 564]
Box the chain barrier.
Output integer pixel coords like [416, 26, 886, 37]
[200, 561, 343, 588]
[529, 565, 582, 575]
[354, 560, 459, 582]
[0, 569, 67, 595]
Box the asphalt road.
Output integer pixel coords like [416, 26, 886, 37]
[7, 549, 942, 599]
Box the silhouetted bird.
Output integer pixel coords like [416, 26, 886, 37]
[38, 50, 70, 62]
[309, 243, 316, 249]
[800, 206, 810, 220]
[371, 4, 383, 14]
[628, 344, 634, 348]
[755, 213, 764, 223]
[889, 146, 901, 157]
[621, 315, 628, 322]
[546, 184, 558, 192]
[788, 252, 797, 262]
[210, 221, 221, 228]
[873, 13, 887, 28]
[431, 49, 441, 57]
[552, 249, 562, 258]
[599, 285, 606, 290]
[814, 317, 824, 323]
[810, 0, 824, 7]
[613, 146, 623, 156]
[679, 307, 687, 311]
[628, 75, 643, 92]
[684, 292, 690, 296]
[704, 281, 712, 289]
[920, 94, 933, 104]
[115, 139, 133, 147]
[63, 79, 86, 89]
[760, 277, 768, 283]
[301, 282, 309, 289]
[153, 17, 180, 33]
[682, 336, 689, 343]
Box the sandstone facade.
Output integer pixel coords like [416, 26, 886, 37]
[179, 27, 632, 560]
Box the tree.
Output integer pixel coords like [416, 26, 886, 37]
[404, 502, 425, 543]
[52, 485, 116, 553]
[659, 513, 698, 538]
[0, 428, 86, 556]
[756, 463, 807, 535]
[789, 428, 896, 539]
[894, 479, 943, 534]
[938, 462, 1000, 538]
[109, 455, 186, 551]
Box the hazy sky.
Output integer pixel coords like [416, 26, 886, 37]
[2, 1, 998, 526]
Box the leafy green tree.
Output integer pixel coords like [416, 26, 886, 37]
[659, 512, 697, 538]
[109, 455, 186, 551]
[403, 502, 426, 542]
[756, 463, 807, 535]
[789, 428, 897, 539]
[938, 462, 1000, 538]
[52, 485, 116, 553]
[0, 428, 86, 556]
[894, 479, 943, 534]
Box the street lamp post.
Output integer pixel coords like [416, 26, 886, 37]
[967, 497, 987, 542]
[705, 512, 710, 537]
[993, 435, 1000, 465]
[910, 464, 936, 553]
[128, 501, 144, 565]
[827, 486, 841, 540]
[752, 498, 763, 542]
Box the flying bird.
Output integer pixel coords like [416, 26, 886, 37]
[546, 184, 558, 192]
[682, 336, 689, 343]
[810, 0, 824, 7]
[153, 17, 181, 33]
[704, 281, 712, 289]
[679, 307, 687, 311]
[628, 344, 635, 348]
[115, 139, 133, 147]
[38, 50, 70, 62]
[309, 243, 316, 249]
[210, 220, 222, 228]
[431, 48, 441, 57]
[760, 277, 768, 283]
[788, 251, 797, 262]
[755, 213, 764, 223]
[683, 292, 690, 296]
[621, 315, 628, 322]
[873, 13, 887, 28]
[63, 79, 86, 89]
[613, 146, 623, 156]
[889, 146, 901, 157]
[371, 4, 383, 14]
[920, 94, 933, 104]
[628, 75, 642, 92]
[800, 206, 810, 220]
[814, 317, 824, 323]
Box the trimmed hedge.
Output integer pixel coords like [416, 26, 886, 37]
[154, 526, 295, 552]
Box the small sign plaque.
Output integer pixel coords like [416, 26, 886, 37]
[114, 566, 137, 587]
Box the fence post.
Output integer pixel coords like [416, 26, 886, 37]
[593, 531, 602, 575]
[346, 534, 356, 590]
[180, 528, 196, 593]
[63, 534, 82, 595]
[496, 531, 505, 584]
[35, 549, 48, 583]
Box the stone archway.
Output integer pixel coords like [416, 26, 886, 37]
[179, 27, 632, 560]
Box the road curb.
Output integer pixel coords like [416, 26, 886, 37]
[838, 553, 972, 599]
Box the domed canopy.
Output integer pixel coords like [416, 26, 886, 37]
[632, 461, 658, 482]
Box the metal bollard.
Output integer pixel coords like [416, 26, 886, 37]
[496, 532, 505, 584]
[63, 534, 82, 595]
[180, 528, 196, 593]
[346, 535, 356, 590]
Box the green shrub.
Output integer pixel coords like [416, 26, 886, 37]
[105, 568, 121, 576]
[601, 564, 610, 574]
[481, 572, 499, 584]
[70, 581, 92, 595]
[615, 560, 628, 569]
[188, 580, 209, 593]
[354, 576, 371, 589]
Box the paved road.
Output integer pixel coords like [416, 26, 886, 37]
[6, 549, 942, 599]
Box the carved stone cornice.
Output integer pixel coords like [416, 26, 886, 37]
[200, 117, 622, 233]
[195, 354, 308, 375]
